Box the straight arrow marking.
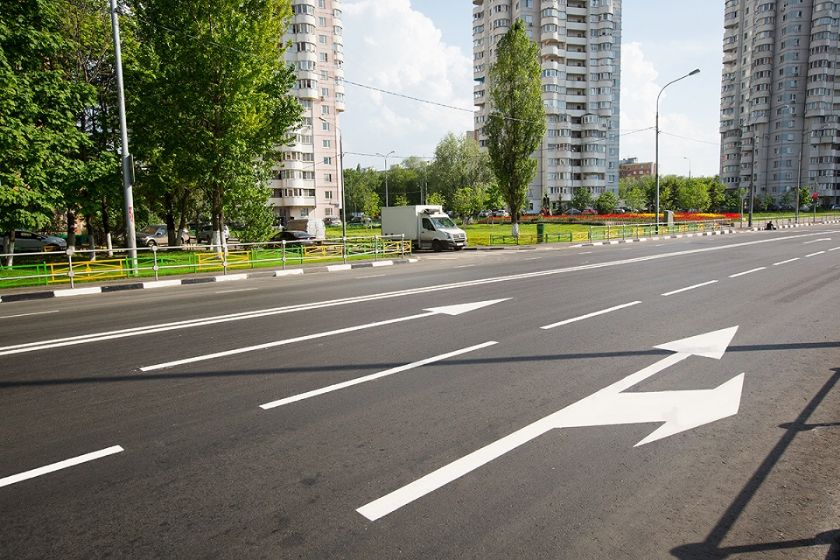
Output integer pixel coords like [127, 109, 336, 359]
[358, 326, 741, 521]
[260, 341, 498, 409]
[141, 300, 508, 371]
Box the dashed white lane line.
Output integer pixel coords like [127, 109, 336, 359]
[773, 258, 800, 266]
[0, 310, 59, 320]
[0, 446, 124, 488]
[455, 265, 475, 268]
[578, 251, 592, 255]
[259, 341, 498, 409]
[654, 244, 665, 247]
[215, 287, 259, 294]
[805, 251, 826, 257]
[661, 280, 719, 297]
[803, 238, 831, 244]
[541, 301, 642, 329]
[357, 274, 386, 279]
[829, 247, 840, 252]
[729, 267, 766, 278]
[523, 257, 542, 261]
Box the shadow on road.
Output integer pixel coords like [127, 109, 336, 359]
[670, 368, 840, 559]
[2, 341, 840, 389]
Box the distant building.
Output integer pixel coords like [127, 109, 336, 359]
[619, 157, 655, 179]
[269, 1, 346, 226]
[719, 0, 839, 205]
[471, 0, 622, 214]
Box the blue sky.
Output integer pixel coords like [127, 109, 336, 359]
[341, 0, 723, 177]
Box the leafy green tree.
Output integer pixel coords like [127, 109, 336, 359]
[723, 187, 746, 212]
[705, 178, 726, 211]
[483, 19, 545, 236]
[428, 133, 492, 206]
[361, 190, 381, 220]
[797, 186, 810, 207]
[619, 177, 649, 211]
[0, 0, 95, 263]
[595, 191, 618, 214]
[393, 194, 409, 207]
[427, 192, 446, 207]
[344, 166, 379, 215]
[133, 0, 301, 247]
[452, 185, 488, 221]
[571, 187, 593, 210]
[675, 178, 710, 211]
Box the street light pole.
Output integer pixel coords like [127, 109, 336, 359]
[109, 0, 137, 268]
[376, 150, 395, 206]
[684, 156, 691, 180]
[655, 69, 700, 233]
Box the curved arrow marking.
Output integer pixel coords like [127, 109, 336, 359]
[358, 326, 743, 521]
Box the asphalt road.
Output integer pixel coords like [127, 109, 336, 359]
[1, 227, 839, 559]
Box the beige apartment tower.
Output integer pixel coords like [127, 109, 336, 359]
[472, 0, 622, 213]
[270, 0, 346, 226]
[720, 0, 840, 206]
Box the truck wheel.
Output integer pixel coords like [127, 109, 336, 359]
[432, 240, 443, 252]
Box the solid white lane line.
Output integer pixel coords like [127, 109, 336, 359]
[2, 230, 832, 357]
[828, 247, 840, 252]
[0, 310, 59, 320]
[802, 238, 831, 244]
[260, 341, 498, 409]
[540, 301, 642, 330]
[805, 251, 825, 257]
[215, 287, 259, 294]
[141, 311, 438, 372]
[773, 258, 800, 266]
[0, 446, 124, 488]
[661, 280, 719, 297]
[729, 267, 766, 278]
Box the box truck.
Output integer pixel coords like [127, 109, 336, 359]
[380, 205, 467, 251]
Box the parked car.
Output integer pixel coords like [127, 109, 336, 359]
[324, 217, 342, 227]
[1, 230, 67, 253]
[270, 230, 316, 245]
[195, 224, 229, 244]
[563, 208, 582, 215]
[831, 204, 840, 210]
[136, 224, 190, 247]
[491, 209, 510, 217]
[581, 208, 598, 215]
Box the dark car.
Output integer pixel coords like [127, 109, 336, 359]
[271, 230, 316, 245]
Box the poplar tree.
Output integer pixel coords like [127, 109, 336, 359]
[484, 19, 545, 237]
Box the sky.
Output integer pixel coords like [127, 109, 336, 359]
[340, 0, 724, 178]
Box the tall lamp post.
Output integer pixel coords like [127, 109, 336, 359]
[683, 156, 691, 180]
[376, 150, 395, 206]
[655, 69, 700, 232]
[320, 117, 346, 242]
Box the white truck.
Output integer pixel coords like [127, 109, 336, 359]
[380, 205, 467, 251]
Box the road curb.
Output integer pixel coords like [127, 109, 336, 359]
[0, 258, 419, 304]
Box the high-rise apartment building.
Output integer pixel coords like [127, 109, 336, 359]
[472, 0, 622, 213]
[719, 0, 840, 206]
[270, 0, 345, 226]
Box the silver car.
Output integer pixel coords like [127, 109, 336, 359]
[1, 230, 68, 253]
[136, 225, 190, 247]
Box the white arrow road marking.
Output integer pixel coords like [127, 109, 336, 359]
[0, 446, 124, 488]
[260, 341, 498, 409]
[357, 326, 742, 521]
[540, 301, 642, 329]
[141, 300, 508, 371]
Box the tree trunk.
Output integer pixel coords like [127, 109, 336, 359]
[101, 198, 113, 257]
[86, 214, 97, 261]
[177, 190, 190, 245]
[66, 210, 77, 249]
[164, 191, 177, 246]
[4, 229, 14, 267]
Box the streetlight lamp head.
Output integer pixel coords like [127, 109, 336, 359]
[689, 68, 700, 76]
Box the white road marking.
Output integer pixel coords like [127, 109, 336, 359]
[0, 446, 124, 488]
[802, 238, 831, 244]
[0, 310, 59, 320]
[661, 280, 719, 297]
[773, 258, 800, 266]
[214, 273, 248, 283]
[728, 267, 766, 278]
[357, 274, 386, 279]
[260, 341, 498, 409]
[805, 251, 825, 257]
[541, 301, 642, 329]
[455, 265, 475, 268]
[578, 251, 592, 254]
[358, 327, 741, 521]
[141, 300, 508, 371]
[1, 230, 832, 357]
[215, 287, 259, 294]
[655, 244, 665, 247]
[523, 257, 542, 261]
[828, 247, 840, 252]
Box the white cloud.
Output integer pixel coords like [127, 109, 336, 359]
[619, 42, 720, 177]
[341, 0, 474, 169]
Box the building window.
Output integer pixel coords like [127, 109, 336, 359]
[323, 139, 331, 148]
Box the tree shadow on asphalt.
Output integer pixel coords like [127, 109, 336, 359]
[2, 342, 840, 389]
[670, 367, 840, 560]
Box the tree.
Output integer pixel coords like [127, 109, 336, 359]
[619, 177, 649, 211]
[571, 187, 593, 210]
[452, 185, 487, 221]
[675, 178, 710, 211]
[133, 0, 301, 248]
[797, 186, 810, 207]
[705, 178, 726, 211]
[595, 191, 618, 214]
[427, 192, 446, 207]
[428, 133, 492, 206]
[483, 19, 545, 237]
[0, 0, 95, 263]
[361, 190, 381, 220]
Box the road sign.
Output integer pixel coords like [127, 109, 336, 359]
[358, 326, 744, 521]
